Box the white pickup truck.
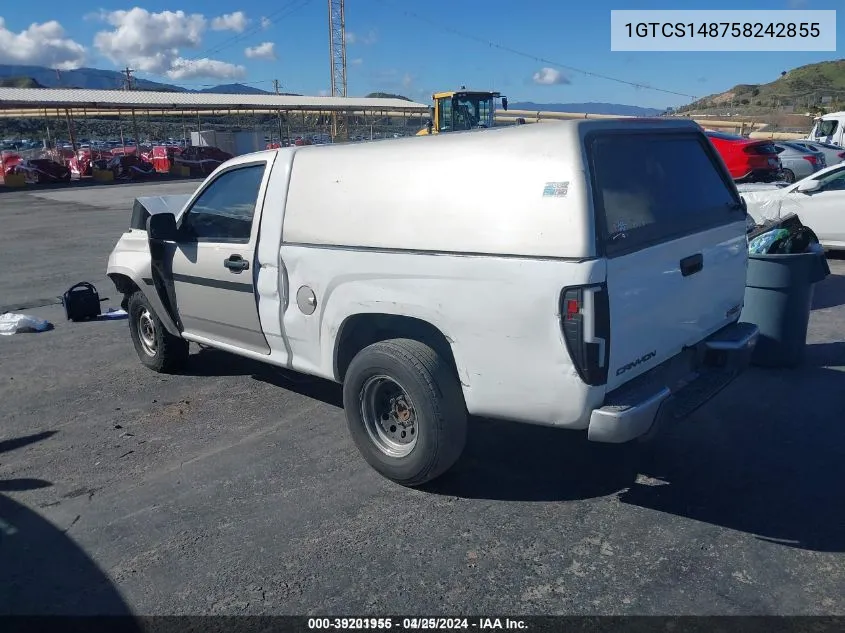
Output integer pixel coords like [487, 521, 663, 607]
[107, 119, 759, 486]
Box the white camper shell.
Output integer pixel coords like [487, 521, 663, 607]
[107, 119, 759, 486]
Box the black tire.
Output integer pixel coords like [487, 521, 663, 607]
[127, 291, 189, 373]
[782, 168, 796, 183]
[342, 338, 467, 486]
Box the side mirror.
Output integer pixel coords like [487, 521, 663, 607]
[501, 97, 508, 111]
[796, 179, 822, 194]
[147, 212, 178, 241]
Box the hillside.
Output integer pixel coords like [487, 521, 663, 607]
[0, 65, 299, 95]
[0, 76, 44, 88]
[366, 92, 412, 101]
[508, 102, 663, 116]
[678, 59, 845, 115]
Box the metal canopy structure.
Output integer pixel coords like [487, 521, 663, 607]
[0, 88, 428, 114]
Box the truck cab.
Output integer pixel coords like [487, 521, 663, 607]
[808, 112, 845, 147]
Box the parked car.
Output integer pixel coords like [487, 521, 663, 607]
[739, 162, 845, 251]
[773, 142, 826, 183]
[704, 130, 782, 182]
[6, 158, 71, 183]
[788, 140, 845, 167]
[92, 154, 156, 180]
[174, 145, 233, 176]
[107, 119, 759, 486]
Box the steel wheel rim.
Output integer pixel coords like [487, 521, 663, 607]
[138, 308, 157, 357]
[359, 375, 418, 458]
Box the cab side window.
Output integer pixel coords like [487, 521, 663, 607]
[179, 164, 265, 243]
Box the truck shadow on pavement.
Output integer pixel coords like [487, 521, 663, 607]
[430, 361, 845, 554]
[187, 347, 845, 553]
[812, 272, 845, 310]
[0, 432, 141, 619]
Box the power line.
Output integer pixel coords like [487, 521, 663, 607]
[188, 0, 315, 61]
[375, 0, 699, 100]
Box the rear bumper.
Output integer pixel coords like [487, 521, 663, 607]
[587, 321, 759, 443]
[736, 168, 783, 183]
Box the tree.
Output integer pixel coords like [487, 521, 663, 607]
[751, 88, 760, 97]
[740, 99, 750, 105]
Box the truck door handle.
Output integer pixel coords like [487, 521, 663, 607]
[680, 253, 703, 277]
[223, 254, 249, 273]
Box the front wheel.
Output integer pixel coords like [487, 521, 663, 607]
[127, 291, 189, 373]
[781, 168, 796, 183]
[342, 338, 467, 486]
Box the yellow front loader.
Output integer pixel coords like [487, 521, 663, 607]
[416, 88, 519, 136]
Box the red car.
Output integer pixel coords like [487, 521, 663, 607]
[703, 130, 782, 183]
[5, 158, 71, 183]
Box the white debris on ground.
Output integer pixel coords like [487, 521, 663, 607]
[0, 312, 53, 335]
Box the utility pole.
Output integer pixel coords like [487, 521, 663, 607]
[122, 67, 142, 151]
[273, 79, 285, 146]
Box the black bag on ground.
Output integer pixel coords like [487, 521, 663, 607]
[62, 282, 102, 322]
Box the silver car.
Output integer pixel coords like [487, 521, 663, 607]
[788, 140, 845, 168]
[773, 142, 826, 183]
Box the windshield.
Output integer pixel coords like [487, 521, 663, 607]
[813, 119, 839, 138]
[443, 94, 495, 131]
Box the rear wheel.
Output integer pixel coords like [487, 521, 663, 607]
[127, 291, 189, 373]
[342, 338, 467, 486]
[781, 168, 796, 183]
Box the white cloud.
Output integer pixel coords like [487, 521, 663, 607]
[532, 67, 569, 85]
[244, 41, 276, 60]
[347, 29, 377, 45]
[0, 17, 86, 70]
[211, 11, 249, 33]
[402, 73, 413, 89]
[260, 17, 272, 30]
[166, 57, 246, 80]
[350, 57, 363, 66]
[92, 9, 245, 80]
[93, 8, 206, 74]
[318, 89, 329, 97]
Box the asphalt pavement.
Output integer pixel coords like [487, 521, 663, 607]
[1, 181, 844, 616]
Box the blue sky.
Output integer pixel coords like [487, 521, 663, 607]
[0, 0, 842, 108]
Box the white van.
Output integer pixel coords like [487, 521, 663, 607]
[107, 119, 759, 486]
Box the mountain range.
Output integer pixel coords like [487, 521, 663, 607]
[0, 64, 296, 95]
[0, 64, 667, 115]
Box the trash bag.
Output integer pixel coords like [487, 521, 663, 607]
[768, 225, 820, 255]
[748, 224, 820, 255]
[749, 228, 790, 254]
[0, 312, 53, 335]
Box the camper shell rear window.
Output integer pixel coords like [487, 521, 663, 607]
[586, 130, 742, 257]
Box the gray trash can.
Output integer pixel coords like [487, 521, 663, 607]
[739, 243, 831, 368]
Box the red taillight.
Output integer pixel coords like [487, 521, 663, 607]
[560, 285, 610, 386]
[803, 155, 818, 166]
[838, 152, 845, 159]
